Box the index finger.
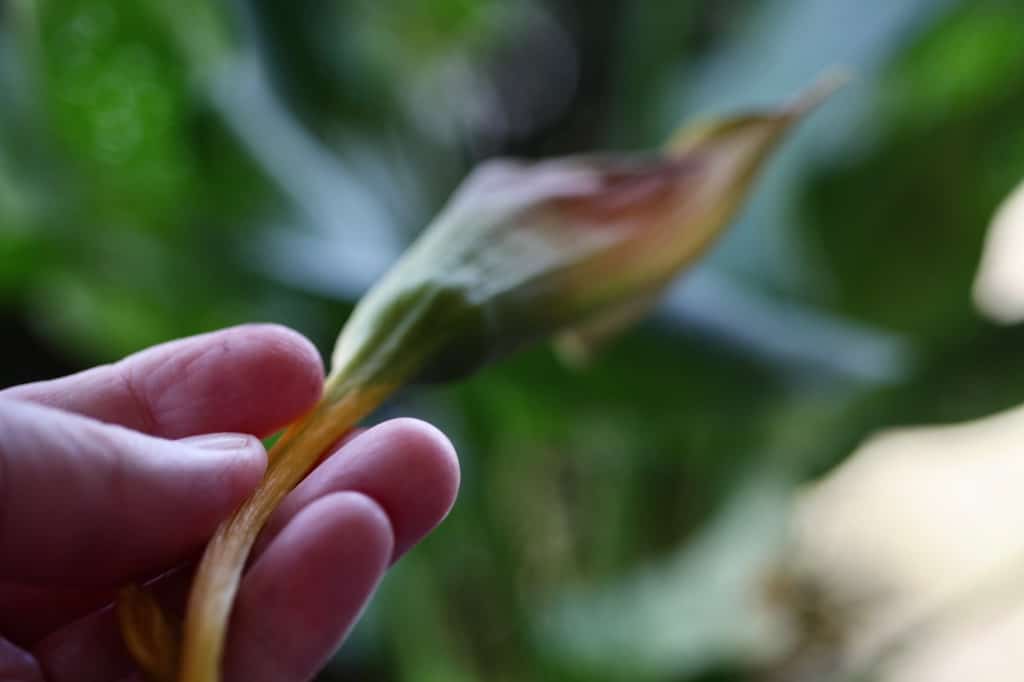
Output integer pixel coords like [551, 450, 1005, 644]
[1, 324, 324, 439]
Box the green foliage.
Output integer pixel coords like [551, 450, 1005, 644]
[803, 1, 1024, 339]
[40, 0, 193, 231]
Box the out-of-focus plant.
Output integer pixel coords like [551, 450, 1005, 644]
[974, 177, 1024, 324]
[766, 176, 1024, 682]
[777, 402, 1024, 682]
[117, 78, 839, 682]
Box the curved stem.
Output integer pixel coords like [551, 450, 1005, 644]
[178, 373, 395, 682]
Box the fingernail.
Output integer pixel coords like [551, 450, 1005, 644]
[180, 433, 253, 451]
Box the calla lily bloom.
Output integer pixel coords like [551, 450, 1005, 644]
[119, 75, 841, 682]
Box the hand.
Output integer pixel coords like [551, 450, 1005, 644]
[0, 325, 460, 682]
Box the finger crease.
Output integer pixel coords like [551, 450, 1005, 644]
[117, 363, 158, 435]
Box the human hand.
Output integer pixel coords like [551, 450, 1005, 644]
[0, 324, 460, 682]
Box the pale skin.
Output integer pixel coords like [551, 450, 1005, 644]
[0, 324, 461, 682]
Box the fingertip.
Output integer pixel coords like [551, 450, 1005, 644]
[321, 491, 395, 566]
[395, 418, 460, 509]
[236, 323, 325, 388]
[256, 418, 461, 567]
[2, 324, 326, 440]
[229, 324, 325, 423]
[180, 433, 268, 508]
[226, 492, 393, 682]
[367, 417, 461, 495]
[358, 418, 460, 557]
[112, 433, 268, 577]
[144, 324, 325, 439]
[0, 636, 44, 682]
[289, 490, 395, 585]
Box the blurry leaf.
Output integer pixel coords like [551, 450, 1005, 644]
[39, 0, 193, 230]
[382, 555, 479, 682]
[804, 125, 1020, 339]
[802, 1, 1024, 341]
[30, 274, 175, 361]
[540, 471, 795, 679]
[886, 1, 1024, 132]
[353, 0, 576, 144]
[138, 0, 232, 69]
[605, 2, 698, 148]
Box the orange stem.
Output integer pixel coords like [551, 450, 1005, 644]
[178, 375, 395, 681]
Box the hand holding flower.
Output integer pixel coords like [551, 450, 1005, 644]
[0, 325, 458, 682]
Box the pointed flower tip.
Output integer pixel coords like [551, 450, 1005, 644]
[664, 71, 846, 158]
[787, 68, 852, 117]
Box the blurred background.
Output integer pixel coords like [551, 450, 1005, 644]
[3, 0, 1024, 680]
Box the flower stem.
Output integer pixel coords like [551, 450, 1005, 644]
[177, 372, 396, 682]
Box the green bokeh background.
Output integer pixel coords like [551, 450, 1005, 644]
[2, 0, 1024, 680]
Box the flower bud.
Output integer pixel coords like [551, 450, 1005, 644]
[330, 75, 843, 384]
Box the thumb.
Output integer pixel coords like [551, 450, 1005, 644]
[0, 399, 266, 584]
[0, 635, 44, 681]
